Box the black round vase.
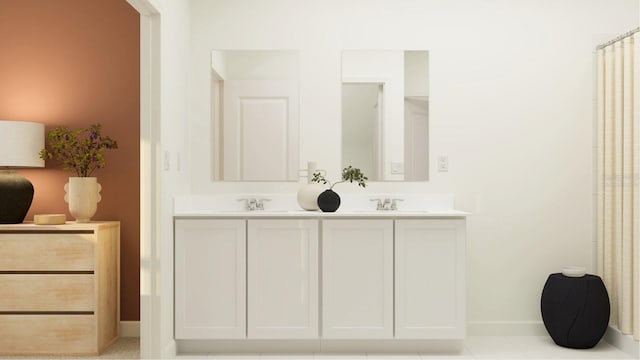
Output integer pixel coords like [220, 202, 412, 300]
[541, 273, 610, 349]
[0, 170, 34, 224]
[317, 189, 340, 212]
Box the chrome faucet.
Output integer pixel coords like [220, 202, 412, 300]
[382, 198, 392, 209]
[389, 198, 404, 210]
[237, 198, 271, 211]
[370, 198, 384, 210]
[370, 197, 404, 211]
[255, 198, 270, 210]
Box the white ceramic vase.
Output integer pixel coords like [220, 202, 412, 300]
[297, 183, 324, 211]
[64, 177, 102, 223]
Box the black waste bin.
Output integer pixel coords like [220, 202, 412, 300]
[541, 273, 610, 349]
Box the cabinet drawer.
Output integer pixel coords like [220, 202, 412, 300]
[0, 315, 96, 355]
[0, 274, 94, 312]
[0, 234, 94, 271]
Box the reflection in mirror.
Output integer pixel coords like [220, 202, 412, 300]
[342, 83, 382, 180]
[341, 50, 429, 181]
[211, 50, 299, 181]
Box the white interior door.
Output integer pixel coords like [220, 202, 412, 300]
[223, 80, 299, 181]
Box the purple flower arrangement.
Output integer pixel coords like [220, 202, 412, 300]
[39, 124, 118, 177]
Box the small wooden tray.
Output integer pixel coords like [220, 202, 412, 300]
[33, 214, 67, 225]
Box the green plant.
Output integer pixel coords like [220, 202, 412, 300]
[39, 123, 118, 177]
[311, 165, 368, 190]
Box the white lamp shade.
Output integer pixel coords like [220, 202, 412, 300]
[0, 120, 45, 168]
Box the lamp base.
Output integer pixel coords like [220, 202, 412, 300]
[0, 170, 34, 224]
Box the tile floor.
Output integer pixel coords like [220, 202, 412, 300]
[177, 337, 634, 359]
[0, 336, 633, 359]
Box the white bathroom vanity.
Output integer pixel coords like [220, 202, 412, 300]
[173, 194, 468, 354]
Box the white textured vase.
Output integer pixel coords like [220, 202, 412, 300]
[64, 177, 102, 223]
[297, 183, 324, 211]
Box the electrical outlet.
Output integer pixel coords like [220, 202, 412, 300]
[438, 155, 449, 172]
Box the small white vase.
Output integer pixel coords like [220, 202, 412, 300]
[64, 177, 102, 223]
[297, 183, 324, 211]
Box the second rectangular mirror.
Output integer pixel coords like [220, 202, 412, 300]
[342, 50, 429, 181]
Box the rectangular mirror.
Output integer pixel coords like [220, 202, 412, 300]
[211, 50, 300, 181]
[342, 50, 429, 181]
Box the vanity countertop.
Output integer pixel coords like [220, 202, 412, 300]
[174, 209, 469, 218]
[174, 194, 469, 218]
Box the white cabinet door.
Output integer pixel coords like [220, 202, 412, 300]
[322, 219, 393, 339]
[395, 219, 466, 339]
[175, 219, 246, 339]
[247, 219, 318, 338]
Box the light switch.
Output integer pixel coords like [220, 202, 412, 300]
[391, 162, 404, 174]
[164, 151, 170, 171]
[438, 155, 448, 172]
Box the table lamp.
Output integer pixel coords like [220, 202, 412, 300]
[0, 120, 45, 224]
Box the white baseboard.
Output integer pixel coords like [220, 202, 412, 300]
[604, 326, 639, 359]
[120, 321, 141, 337]
[467, 321, 547, 336]
[163, 340, 177, 358]
[468, 321, 640, 358]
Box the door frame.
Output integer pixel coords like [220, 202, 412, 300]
[126, 0, 162, 358]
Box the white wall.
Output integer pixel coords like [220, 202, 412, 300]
[404, 51, 429, 97]
[217, 50, 299, 80]
[188, 0, 639, 333]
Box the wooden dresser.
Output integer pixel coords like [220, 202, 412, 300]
[0, 222, 120, 356]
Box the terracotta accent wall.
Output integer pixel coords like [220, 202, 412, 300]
[0, 0, 140, 321]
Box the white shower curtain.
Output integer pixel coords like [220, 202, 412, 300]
[596, 31, 640, 341]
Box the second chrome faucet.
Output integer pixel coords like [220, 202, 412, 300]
[370, 198, 404, 211]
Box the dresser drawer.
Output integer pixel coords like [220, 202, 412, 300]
[0, 315, 96, 355]
[0, 233, 94, 271]
[0, 274, 94, 312]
